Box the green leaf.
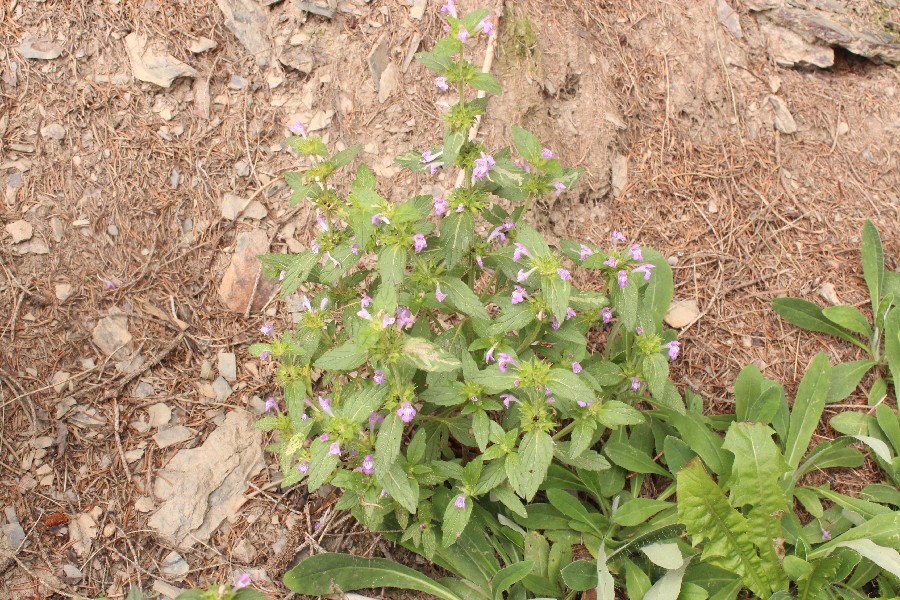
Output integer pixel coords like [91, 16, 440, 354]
[415, 50, 454, 74]
[378, 245, 407, 288]
[440, 278, 489, 320]
[827, 360, 875, 403]
[809, 513, 900, 558]
[676, 460, 771, 597]
[641, 542, 684, 570]
[283, 553, 462, 600]
[517, 431, 554, 501]
[722, 423, 789, 511]
[605, 442, 671, 478]
[443, 128, 465, 170]
[470, 72, 502, 96]
[595, 401, 645, 428]
[313, 341, 366, 370]
[828, 539, 900, 580]
[643, 353, 670, 401]
[794, 437, 864, 480]
[861, 220, 884, 315]
[613, 498, 674, 527]
[734, 364, 764, 422]
[547, 369, 594, 403]
[488, 302, 534, 336]
[341, 384, 388, 424]
[490, 562, 533, 600]
[542, 275, 572, 323]
[546, 489, 599, 531]
[307, 438, 339, 491]
[511, 125, 541, 163]
[625, 560, 652, 600]
[885, 309, 900, 396]
[586, 361, 626, 386]
[597, 545, 616, 600]
[442, 495, 473, 547]
[439, 211, 475, 268]
[329, 144, 361, 168]
[570, 420, 596, 458]
[772, 298, 868, 352]
[785, 353, 832, 469]
[375, 414, 404, 479]
[875, 403, 900, 453]
[644, 558, 688, 600]
[382, 462, 418, 513]
[822, 306, 873, 338]
[618, 275, 640, 330]
[641, 248, 675, 326]
[560, 560, 597, 591]
[403, 337, 462, 372]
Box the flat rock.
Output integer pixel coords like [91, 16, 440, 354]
[232, 538, 258, 563]
[611, 154, 628, 198]
[818, 282, 840, 305]
[2, 506, 26, 548]
[148, 411, 265, 549]
[147, 403, 172, 428]
[92, 314, 133, 359]
[153, 580, 186, 599]
[135, 497, 156, 513]
[218, 352, 237, 382]
[154, 425, 194, 449]
[50, 371, 70, 394]
[216, 0, 270, 67]
[221, 193, 267, 220]
[17, 35, 64, 60]
[160, 550, 190, 579]
[6, 220, 33, 243]
[218, 229, 276, 314]
[62, 564, 83, 584]
[378, 62, 399, 103]
[133, 381, 155, 398]
[55, 283, 74, 302]
[279, 47, 316, 75]
[664, 299, 701, 328]
[40, 123, 66, 140]
[234, 160, 250, 177]
[68, 512, 98, 556]
[189, 37, 218, 54]
[212, 375, 233, 401]
[124, 32, 199, 88]
[767, 95, 797, 134]
[367, 34, 390, 95]
[125, 448, 145, 463]
[760, 21, 833, 68]
[15, 238, 49, 255]
[410, 0, 426, 20]
[716, 0, 742, 39]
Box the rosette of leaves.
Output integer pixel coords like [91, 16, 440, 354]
[251, 3, 679, 569]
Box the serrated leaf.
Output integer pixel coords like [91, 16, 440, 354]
[785, 353, 832, 468]
[517, 431, 554, 501]
[641, 248, 675, 326]
[542, 275, 571, 323]
[488, 302, 534, 336]
[595, 400, 645, 428]
[378, 245, 407, 287]
[382, 462, 418, 513]
[511, 125, 541, 163]
[643, 352, 670, 400]
[442, 494, 473, 547]
[613, 498, 674, 527]
[375, 414, 404, 479]
[440, 277, 489, 320]
[307, 438, 339, 491]
[341, 384, 389, 424]
[547, 368, 594, 403]
[403, 337, 462, 372]
[570, 420, 596, 457]
[470, 72, 502, 95]
[439, 211, 475, 268]
[313, 341, 366, 370]
[722, 422, 789, 510]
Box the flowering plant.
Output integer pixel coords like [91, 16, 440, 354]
[252, 4, 679, 557]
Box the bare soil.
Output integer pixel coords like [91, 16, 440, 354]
[1, 0, 898, 598]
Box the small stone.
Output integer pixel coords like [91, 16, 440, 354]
[56, 397, 77, 419]
[836, 122, 849, 136]
[367, 34, 390, 94]
[611, 154, 628, 198]
[716, 0, 742, 39]
[231, 539, 258, 563]
[767, 95, 797, 134]
[217, 0, 270, 67]
[234, 160, 250, 177]
[220, 193, 267, 220]
[33, 436, 55, 449]
[818, 282, 840, 305]
[17, 35, 64, 60]
[378, 62, 399, 103]
[229, 74, 247, 90]
[708, 198, 719, 213]
[50, 217, 64, 242]
[131, 419, 151, 434]
[200, 359, 213, 380]
[278, 47, 316, 75]
[218, 229, 276, 314]
[160, 550, 190, 579]
[6, 220, 33, 243]
[170, 169, 181, 189]
[124, 448, 144, 463]
[266, 71, 285, 89]
[124, 32, 198, 88]
[107, 224, 119, 237]
[212, 376, 232, 401]
[36, 464, 53, 476]
[15, 238, 49, 255]
[664, 299, 701, 328]
[153, 580, 186, 600]
[154, 426, 193, 449]
[62, 564, 83, 584]
[218, 352, 237, 382]
[760, 21, 833, 69]
[148, 403, 172, 428]
[410, 0, 426, 19]
[92, 314, 133, 359]
[667, 256, 679, 267]
[50, 371, 71, 394]
[189, 37, 217, 54]
[40, 123, 66, 140]
[135, 497, 156, 513]
[55, 283, 74, 302]
[133, 381, 155, 398]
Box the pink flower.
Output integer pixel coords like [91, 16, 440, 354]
[454, 495, 466, 509]
[601, 307, 613, 324]
[381, 313, 396, 329]
[479, 16, 494, 35]
[265, 397, 278, 412]
[350, 243, 360, 255]
[413, 234, 427, 253]
[664, 341, 681, 361]
[497, 353, 517, 374]
[435, 283, 448, 303]
[397, 401, 417, 423]
[628, 244, 643, 261]
[500, 394, 517, 408]
[297, 461, 310, 475]
[373, 370, 385, 384]
[572, 362, 582, 374]
[372, 213, 390, 226]
[472, 151, 495, 180]
[558, 268, 571, 281]
[361, 454, 375, 475]
[369, 412, 384, 428]
[440, 0, 457, 18]
[552, 182, 566, 197]
[457, 26, 470, 43]
[551, 316, 560, 330]
[579, 244, 593, 260]
[612, 230, 626, 245]
[433, 196, 448, 216]
[328, 442, 342, 457]
[566, 307, 577, 320]
[604, 256, 618, 268]
[576, 400, 593, 408]
[260, 322, 274, 336]
[631, 377, 641, 392]
[289, 120, 306, 137]
[513, 243, 532, 262]
[632, 263, 655, 281]
[517, 267, 537, 283]
[511, 285, 528, 305]
[434, 76, 449, 91]
[636, 327, 644, 335]
[361, 293, 372, 308]
[617, 270, 628, 289]
[236, 573, 252, 589]
[395, 307, 416, 329]
[357, 307, 372, 320]
[318, 395, 332, 412]
[319, 433, 329, 442]
[260, 350, 270, 361]
[541, 148, 554, 159]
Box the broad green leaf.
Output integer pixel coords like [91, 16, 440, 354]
[307, 438, 339, 491]
[794, 437, 864, 480]
[595, 400, 645, 428]
[517, 431, 554, 501]
[822, 306, 873, 339]
[403, 337, 462, 372]
[722, 423, 789, 511]
[491, 485, 528, 519]
[643, 353, 669, 400]
[546, 489, 598, 531]
[875, 403, 900, 453]
[663, 435, 696, 474]
[329, 144, 361, 168]
[342, 384, 388, 424]
[861, 220, 884, 315]
[827, 360, 875, 403]
[547, 369, 594, 403]
[886, 310, 900, 395]
[782, 555, 813, 581]
[442, 494, 473, 547]
[313, 341, 366, 370]
[828, 539, 900, 580]
[676, 460, 771, 598]
[570, 420, 596, 458]
[440, 278, 489, 320]
[809, 513, 900, 559]
[644, 558, 688, 600]
[439, 210, 475, 268]
[490, 561, 533, 600]
[853, 434, 892, 462]
[488, 302, 534, 336]
[511, 125, 541, 163]
[587, 361, 626, 386]
[470, 72, 502, 95]
[560, 560, 596, 591]
[641, 543, 683, 570]
[542, 275, 571, 323]
[795, 555, 842, 600]
[618, 275, 639, 329]
[656, 409, 728, 476]
[625, 559, 652, 600]
[597, 545, 616, 600]
[804, 486, 892, 520]
[375, 413, 404, 478]
[604, 442, 671, 478]
[785, 353, 832, 469]
[613, 498, 674, 527]
[283, 553, 462, 600]
[641, 248, 675, 326]
[382, 462, 418, 513]
[378, 245, 407, 287]
[772, 298, 868, 352]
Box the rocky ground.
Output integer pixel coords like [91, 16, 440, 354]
[1, 0, 898, 598]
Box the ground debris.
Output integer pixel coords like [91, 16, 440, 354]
[17, 35, 64, 60]
[767, 95, 798, 134]
[218, 229, 277, 314]
[5, 220, 32, 243]
[216, 0, 270, 67]
[124, 33, 199, 88]
[92, 313, 133, 359]
[664, 299, 701, 328]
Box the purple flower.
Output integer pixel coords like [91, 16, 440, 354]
[454, 495, 466, 509]
[265, 397, 278, 412]
[435, 76, 449, 91]
[440, 0, 457, 18]
[479, 16, 494, 35]
[558, 268, 571, 281]
[361, 454, 375, 475]
[541, 148, 554, 159]
[487, 225, 507, 243]
[372, 213, 390, 226]
[260, 350, 270, 361]
[579, 244, 593, 260]
[472, 152, 495, 180]
[511, 285, 528, 305]
[566, 307, 577, 320]
[545, 386, 553, 397]
[297, 461, 310, 475]
[631, 377, 641, 392]
[310, 240, 320, 254]
[513, 243, 532, 262]
[475, 255, 493, 274]
[617, 270, 628, 289]
[397, 401, 417, 423]
[328, 442, 342, 457]
[821, 528, 832, 541]
[279, 270, 286, 281]
[628, 244, 643, 261]
[260, 322, 274, 336]
[455, 203, 465, 213]
[396, 306, 416, 329]
[104, 279, 118, 290]
[517, 267, 537, 282]
[663, 341, 681, 361]
[497, 353, 517, 373]
[350, 243, 360, 255]
[236, 573, 252, 589]
[572, 362, 582, 374]
[576, 400, 593, 408]
[316, 215, 329, 231]
[429, 163, 442, 175]
[612, 230, 626, 245]
[635, 327, 644, 336]
[318, 395, 332, 412]
[551, 316, 560, 330]
[357, 307, 372, 320]
[552, 182, 566, 197]
[433, 196, 448, 216]
[604, 256, 618, 268]
[361, 293, 372, 308]
[413, 234, 427, 253]
[457, 26, 470, 43]
[435, 283, 448, 303]
[289, 120, 306, 137]
[632, 263, 655, 281]
[601, 307, 613, 324]
[547, 396, 556, 404]
[500, 394, 517, 408]
[369, 412, 384, 428]
[373, 370, 385, 385]
[319, 433, 329, 442]
[381, 313, 396, 329]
